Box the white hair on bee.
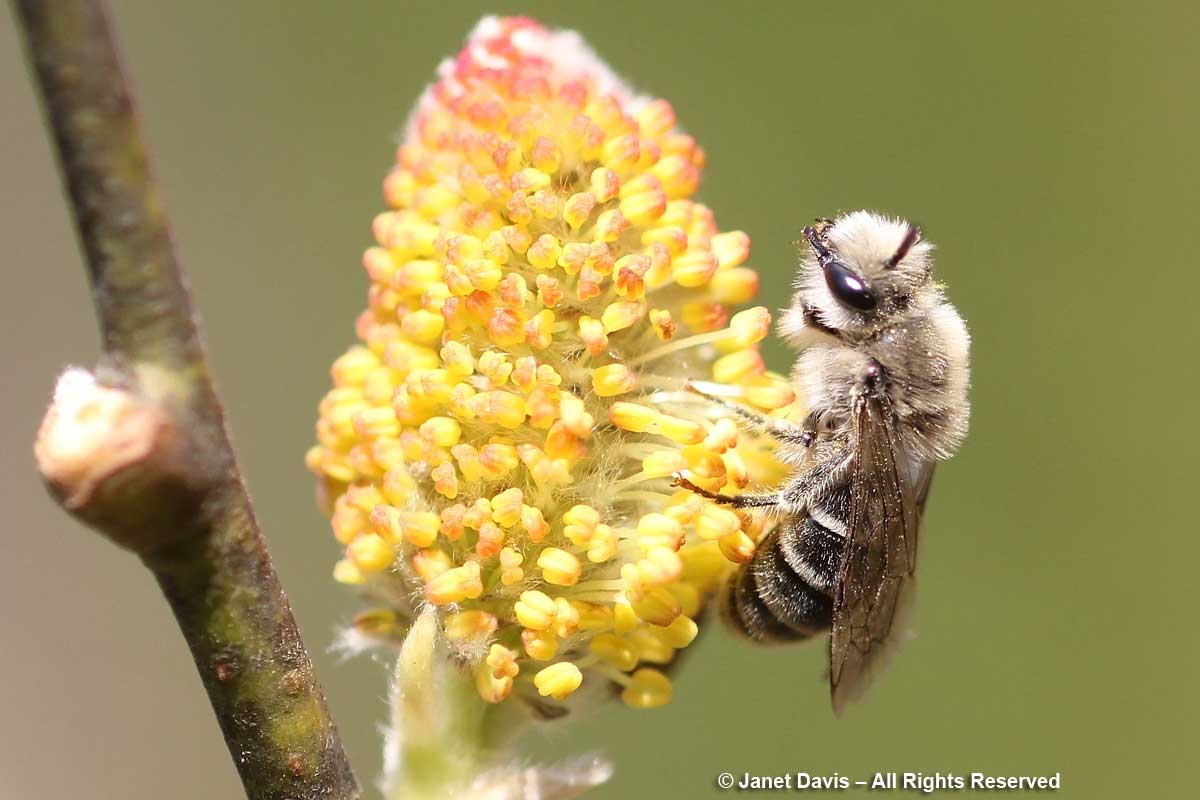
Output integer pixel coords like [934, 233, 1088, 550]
[778, 209, 970, 463]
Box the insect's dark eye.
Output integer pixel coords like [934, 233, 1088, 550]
[823, 260, 878, 312]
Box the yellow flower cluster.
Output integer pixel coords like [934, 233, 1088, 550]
[307, 17, 793, 710]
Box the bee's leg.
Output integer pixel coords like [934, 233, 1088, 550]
[672, 475, 782, 508]
[684, 383, 813, 447]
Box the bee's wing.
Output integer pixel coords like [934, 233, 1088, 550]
[829, 395, 931, 715]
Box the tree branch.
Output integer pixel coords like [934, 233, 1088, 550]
[15, 1, 360, 797]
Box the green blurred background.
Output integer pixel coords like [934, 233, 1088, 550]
[2, 2, 1195, 797]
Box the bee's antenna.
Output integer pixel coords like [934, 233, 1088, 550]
[802, 224, 835, 264]
[884, 224, 921, 269]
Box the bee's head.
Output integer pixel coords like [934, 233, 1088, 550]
[781, 211, 935, 341]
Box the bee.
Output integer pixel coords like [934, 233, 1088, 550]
[676, 211, 970, 713]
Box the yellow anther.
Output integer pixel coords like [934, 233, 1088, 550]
[443, 233, 484, 266]
[550, 597, 580, 638]
[558, 393, 594, 437]
[499, 546, 524, 585]
[725, 449, 750, 488]
[649, 308, 677, 340]
[511, 356, 537, 392]
[602, 133, 640, 173]
[382, 468, 417, 505]
[601, 301, 645, 333]
[613, 601, 639, 636]
[621, 668, 673, 709]
[374, 506, 439, 547]
[463, 258, 502, 291]
[590, 167, 620, 202]
[566, 601, 610, 632]
[393, 259, 445, 296]
[347, 533, 394, 573]
[578, 316, 609, 355]
[710, 267, 759, 303]
[424, 560, 483, 604]
[352, 607, 400, 638]
[685, 447, 727, 487]
[610, 402, 659, 433]
[641, 225, 688, 255]
[592, 364, 636, 397]
[462, 498, 492, 530]
[628, 585, 681, 626]
[590, 632, 638, 671]
[704, 417, 739, 452]
[531, 136, 562, 173]
[562, 504, 600, 545]
[635, 98, 676, 138]
[522, 629, 559, 661]
[411, 547, 452, 582]
[528, 189, 561, 219]
[672, 250, 719, 287]
[635, 546, 684, 586]
[562, 192, 596, 229]
[649, 154, 699, 198]
[544, 422, 583, 461]
[527, 233, 563, 270]
[711, 230, 751, 269]
[474, 661, 513, 704]
[470, 391, 527, 428]
[525, 308, 555, 349]
[557, 242, 590, 275]
[657, 414, 705, 445]
[535, 274, 563, 307]
[400, 309, 445, 342]
[444, 610, 498, 643]
[593, 208, 630, 242]
[668, 581, 703, 617]
[659, 615, 699, 649]
[718, 530, 757, 564]
[500, 224, 533, 254]
[538, 547, 582, 586]
[479, 441, 520, 476]
[744, 377, 797, 410]
[331, 347, 381, 387]
[697, 504, 742, 540]
[713, 349, 765, 383]
[515, 589, 558, 631]
[628, 626, 674, 664]
[636, 513, 686, 551]
[439, 504, 466, 541]
[477, 350, 513, 385]
[487, 307, 527, 346]
[332, 558, 365, 586]
[479, 488, 518, 528]
[586, 524, 619, 563]
[419, 416, 463, 448]
[641, 450, 687, 478]
[496, 273, 528, 309]
[729, 306, 772, 346]
[440, 340, 475, 379]
[486, 643, 520, 680]
[331, 499, 369, 545]
[534, 662, 583, 701]
[430, 461, 458, 498]
[521, 504, 550, 543]
[476, 521, 505, 559]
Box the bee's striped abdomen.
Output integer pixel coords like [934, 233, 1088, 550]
[723, 487, 848, 643]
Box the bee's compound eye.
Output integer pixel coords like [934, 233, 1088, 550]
[823, 261, 877, 312]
